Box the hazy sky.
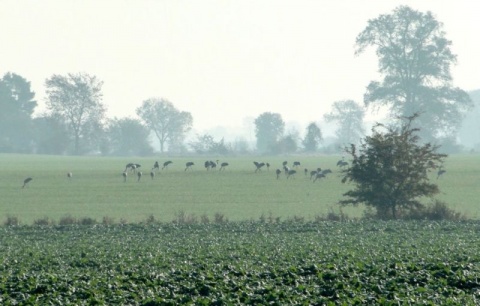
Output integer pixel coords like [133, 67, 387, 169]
[1, 0, 478, 133]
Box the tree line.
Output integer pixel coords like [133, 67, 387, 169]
[0, 6, 473, 156]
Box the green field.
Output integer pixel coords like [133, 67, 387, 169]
[1, 222, 479, 304]
[1, 153, 480, 224]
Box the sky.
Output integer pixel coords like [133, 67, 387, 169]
[1, 0, 479, 137]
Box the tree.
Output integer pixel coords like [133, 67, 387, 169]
[324, 100, 365, 146]
[254, 112, 285, 153]
[105, 117, 153, 156]
[355, 5, 472, 141]
[189, 134, 230, 155]
[0, 72, 37, 152]
[45, 73, 106, 155]
[136, 98, 193, 153]
[32, 114, 70, 155]
[340, 114, 447, 219]
[302, 122, 323, 152]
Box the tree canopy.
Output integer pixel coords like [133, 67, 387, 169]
[355, 5, 472, 141]
[302, 122, 323, 152]
[136, 98, 193, 153]
[0, 72, 37, 152]
[340, 114, 447, 219]
[45, 73, 106, 155]
[324, 100, 365, 147]
[254, 112, 285, 154]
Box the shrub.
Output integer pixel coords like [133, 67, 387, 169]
[59, 215, 77, 225]
[33, 217, 54, 226]
[4, 215, 20, 226]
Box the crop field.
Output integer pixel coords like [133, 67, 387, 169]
[1, 153, 480, 224]
[1, 154, 480, 304]
[1, 221, 480, 304]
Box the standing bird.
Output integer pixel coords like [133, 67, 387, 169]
[150, 171, 155, 180]
[287, 169, 296, 179]
[67, 172, 73, 179]
[22, 177, 33, 188]
[275, 169, 282, 179]
[152, 161, 160, 172]
[122, 171, 127, 182]
[266, 162, 270, 171]
[437, 167, 446, 179]
[304, 168, 308, 176]
[137, 171, 142, 182]
[313, 172, 325, 182]
[185, 162, 194, 171]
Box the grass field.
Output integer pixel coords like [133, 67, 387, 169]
[1, 153, 479, 224]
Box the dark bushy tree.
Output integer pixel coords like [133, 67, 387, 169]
[0, 72, 37, 152]
[302, 122, 323, 152]
[254, 112, 285, 154]
[105, 117, 153, 156]
[356, 5, 472, 141]
[340, 114, 447, 219]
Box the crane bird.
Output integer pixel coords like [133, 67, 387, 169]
[152, 161, 160, 172]
[162, 161, 173, 170]
[150, 171, 155, 180]
[276, 169, 282, 179]
[185, 162, 194, 171]
[253, 161, 265, 173]
[313, 172, 326, 182]
[137, 171, 142, 182]
[437, 167, 446, 179]
[293, 161, 301, 168]
[287, 169, 296, 179]
[122, 171, 127, 182]
[22, 177, 33, 188]
[220, 162, 229, 171]
[67, 172, 73, 179]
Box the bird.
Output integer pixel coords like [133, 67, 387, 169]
[150, 171, 155, 180]
[22, 177, 33, 188]
[337, 157, 348, 168]
[152, 161, 160, 172]
[122, 171, 127, 182]
[313, 172, 326, 182]
[293, 161, 301, 168]
[220, 162, 229, 171]
[266, 162, 270, 171]
[437, 167, 446, 179]
[322, 169, 332, 175]
[287, 169, 296, 179]
[253, 161, 265, 173]
[185, 162, 194, 171]
[137, 171, 142, 182]
[67, 172, 73, 179]
[304, 168, 308, 176]
[162, 161, 173, 170]
[275, 169, 282, 179]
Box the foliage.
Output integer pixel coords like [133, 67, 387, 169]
[0, 72, 37, 153]
[31, 114, 71, 155]
[136, 98, 193, 153]
[189, 134, 230, 155]
[45, 73, 106, 155]
[105, 117, 153, 156]
[324, 100, 365, 146]
[254, 112, 285, 153]
[302, 122, 323, 152]
[340, 114, 447, 219]
[355, 5, 473, 141]
[1, 221, 480, 304]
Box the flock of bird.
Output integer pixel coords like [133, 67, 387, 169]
[20, 157, 447, 188]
